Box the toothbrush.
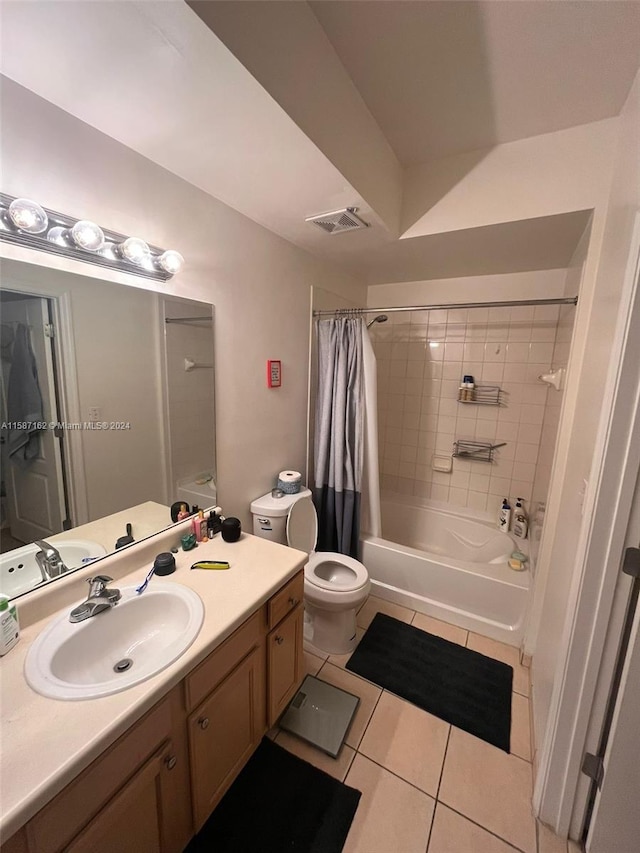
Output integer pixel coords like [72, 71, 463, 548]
[136, 565, 156, 594]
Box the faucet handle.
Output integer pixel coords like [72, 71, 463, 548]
[87, 575, 113, 595]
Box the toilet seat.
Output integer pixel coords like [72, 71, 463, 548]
[305, 553, 369, 592]
[286, 496, 369, 593]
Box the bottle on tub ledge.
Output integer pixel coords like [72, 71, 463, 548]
[513, 498, 529, 540]
[498, 498, 511, 532]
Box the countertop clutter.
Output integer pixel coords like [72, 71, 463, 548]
[0, 525, 307, 842]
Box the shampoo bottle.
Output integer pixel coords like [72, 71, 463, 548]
[177, 503, 190, 522]
[0, 596, 19, 656]
[513, 498, 528, 540]
[192, 510, 207, 542]
[498, 498, 511, 532]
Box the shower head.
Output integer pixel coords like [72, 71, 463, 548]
[366, 314, 388, 329]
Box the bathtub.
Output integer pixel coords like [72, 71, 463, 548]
[360, 494, 529, 647]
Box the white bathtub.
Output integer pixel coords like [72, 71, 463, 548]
[360, 494, 529, 647]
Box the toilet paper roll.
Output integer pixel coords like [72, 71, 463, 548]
[277, 470, 302, 494]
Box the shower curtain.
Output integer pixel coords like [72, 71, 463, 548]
[313, 317, 364, 557]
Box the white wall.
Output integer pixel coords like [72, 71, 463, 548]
[0, 81, 366, 530]
[402, 120, 618, 238]
[528, 69, 640, 799]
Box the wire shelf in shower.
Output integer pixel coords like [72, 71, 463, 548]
[458, 385, 503, 406]
[452, 440, 506, 463]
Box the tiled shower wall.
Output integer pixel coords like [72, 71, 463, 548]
[371, 304, 575, 520]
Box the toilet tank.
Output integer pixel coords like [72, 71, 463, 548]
[250, 488, 312, 545]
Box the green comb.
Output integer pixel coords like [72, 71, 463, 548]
[190, 560, 230, 571]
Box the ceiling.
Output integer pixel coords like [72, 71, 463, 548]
[1, 1, 638, 285]
[309, 0, 640, 165]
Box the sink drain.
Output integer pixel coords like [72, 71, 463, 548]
[113, 658, 133, 673]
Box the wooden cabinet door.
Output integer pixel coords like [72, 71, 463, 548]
[267, 603, 303, 726]
[188, 645, 265, 831]
[65, 744, 168, 853]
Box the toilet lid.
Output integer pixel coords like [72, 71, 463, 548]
[286, 496, 318, 553]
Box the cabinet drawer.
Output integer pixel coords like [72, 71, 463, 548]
[185, 609, 265, 712]
[268, 572, 304, 630]
[26, 690, 177, 853]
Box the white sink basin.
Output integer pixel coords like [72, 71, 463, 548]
[25, 582, 204, 700]
[0, 539, 107, 598]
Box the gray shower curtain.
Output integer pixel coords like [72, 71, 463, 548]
[313, 317, 364, 558]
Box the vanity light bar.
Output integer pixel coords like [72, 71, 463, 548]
[0, 193, 184, 281]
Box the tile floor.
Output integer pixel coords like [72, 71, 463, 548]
[270, 595, 579, 853]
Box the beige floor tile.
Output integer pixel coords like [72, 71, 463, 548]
[274, 730, 356, 781]
[344, 754, 435, 853]
[538, 821, 569, 853]
[303, 650, 325, 676]
[511, 692, 532, 762]
[358, 691, 449, 796]
[467, 632, 530, 696]
[439, 727, 536, 853]
[428, 803, 521, 853]
[411, 612, 468, 646]
[327, 627, 365, 669]
[303, 639, 329, 661]
[356, 595, 415, 630]
[315, 662, 382, 749]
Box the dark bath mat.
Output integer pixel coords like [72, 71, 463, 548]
[346, 613, 513, 751]
[184, 736, 361, 853]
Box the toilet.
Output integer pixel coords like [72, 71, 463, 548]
[250, 488, 370, 655]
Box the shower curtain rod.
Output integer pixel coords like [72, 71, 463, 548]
[313, 295, 578, 318]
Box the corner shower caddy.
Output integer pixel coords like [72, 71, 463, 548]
[452, 440, 507, 463]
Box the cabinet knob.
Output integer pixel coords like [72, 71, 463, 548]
[198, 716, 210, 730]
[275, 635, 284, 645]
[164, 755, 177, 770]
[288, 596, 299, 606]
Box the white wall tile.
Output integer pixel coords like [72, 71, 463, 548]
[431, 484, 450, 502]
[529, 342, 555, 363]
[449, 487, 468, 506]
[467, 490, 488, 511]
[506, 343, 530, 363]
[376, 305, 569, 518]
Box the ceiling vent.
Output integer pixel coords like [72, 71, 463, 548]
[305, 207, 369, 235]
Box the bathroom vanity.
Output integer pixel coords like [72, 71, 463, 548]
[0, 527, 306, 852]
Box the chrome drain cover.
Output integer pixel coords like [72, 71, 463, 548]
[113, 658, 133, 673]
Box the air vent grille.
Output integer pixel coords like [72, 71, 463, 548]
[305, 207, 369, 235]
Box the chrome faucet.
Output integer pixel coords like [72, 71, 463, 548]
[69, 575, 121, 623]
[34, 540, 68, 581]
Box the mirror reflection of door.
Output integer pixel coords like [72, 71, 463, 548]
[0, 291, 69, 552]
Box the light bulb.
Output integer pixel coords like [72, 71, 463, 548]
[71, 220, 104, 252]
[47, 226, 70, 246]
[157, 250, 184, 275]
[120, 237, 150, 265]
[8, 198, 48, 234]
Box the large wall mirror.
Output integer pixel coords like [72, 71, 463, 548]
[0, 257, 216, 600]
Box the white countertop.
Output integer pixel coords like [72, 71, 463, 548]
[0, 528, 307, 841]
[49, 501, 175, 554]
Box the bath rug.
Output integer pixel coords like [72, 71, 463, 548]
[347, 613, 513, 751]
[184, 736, 361, 853]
